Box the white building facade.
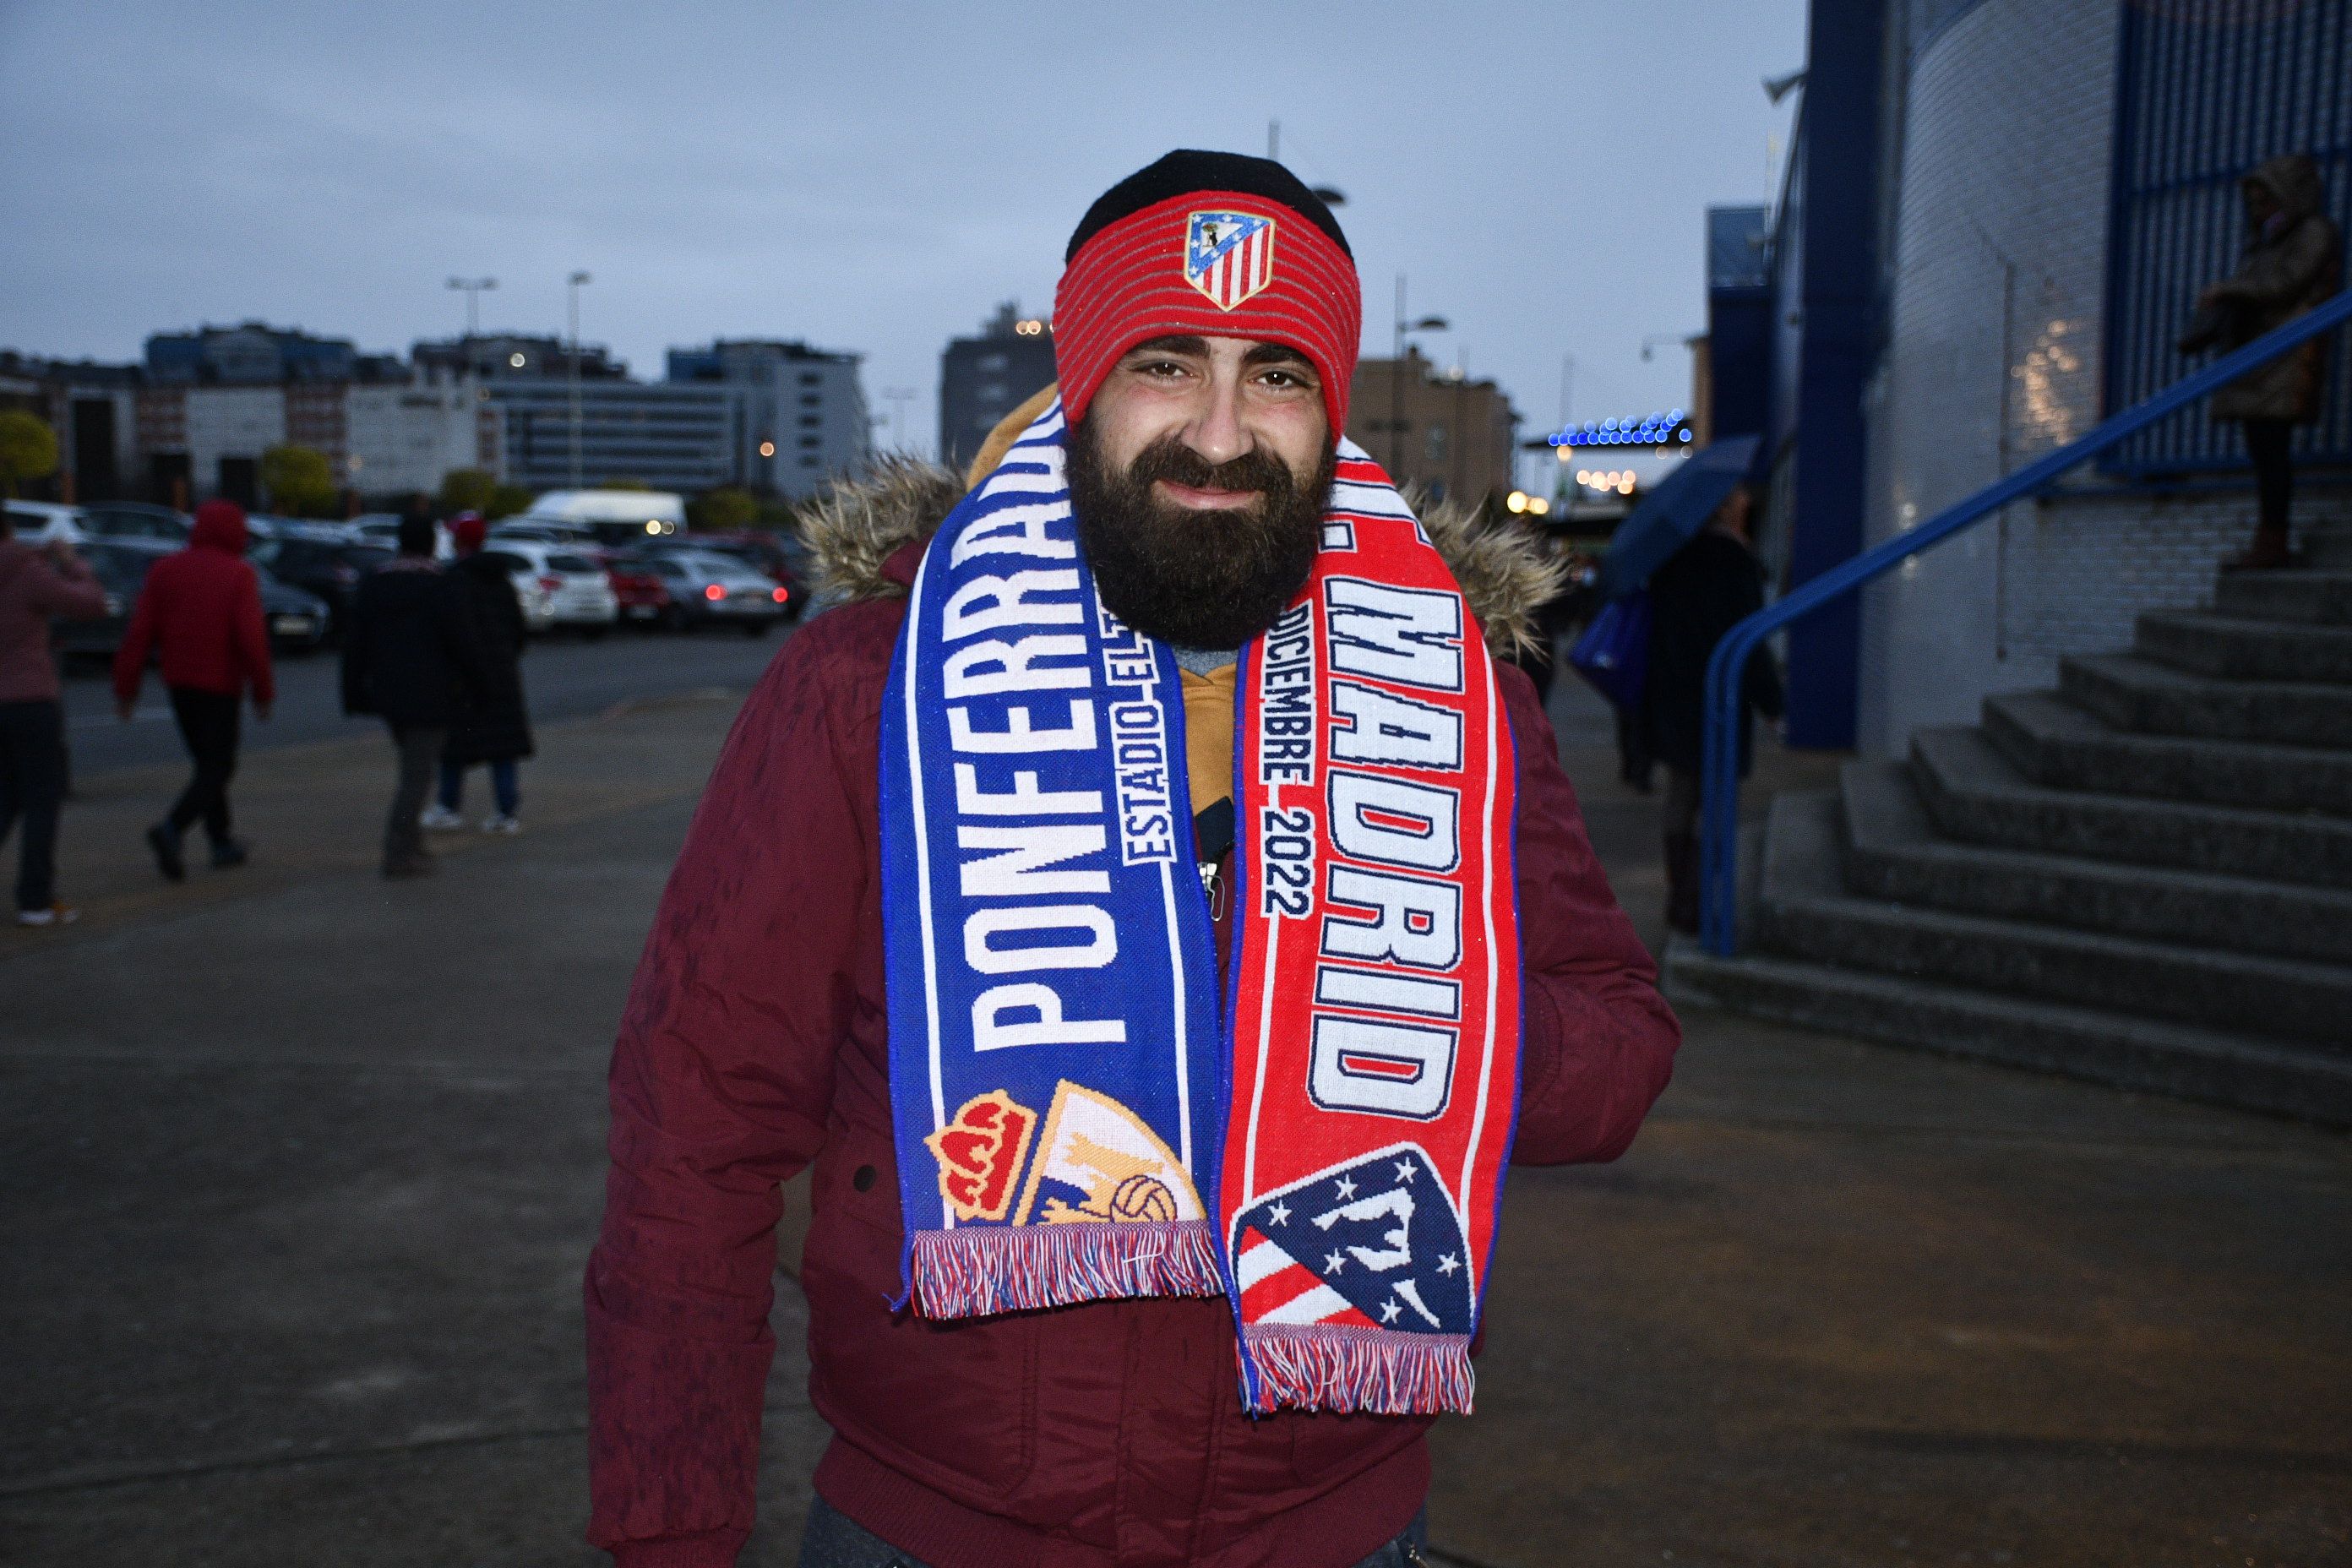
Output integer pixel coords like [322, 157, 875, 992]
[1855, 0, 2352, 755]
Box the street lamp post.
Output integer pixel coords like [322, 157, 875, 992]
[1389, 275, 1449, 490]
[567, 270, 591, 489]
[447, 276, 496, 338]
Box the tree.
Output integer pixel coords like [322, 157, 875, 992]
[260, 444, 338, 517]
[438, 469, 532, 521]
[0, 411, 59, 498]
[438, 467, 498, 516]
[689, 487, 760, 533]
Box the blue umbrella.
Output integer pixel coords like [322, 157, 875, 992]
[1597, 433, 1761, 600]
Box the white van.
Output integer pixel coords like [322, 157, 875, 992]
[518, 489, 689, 546]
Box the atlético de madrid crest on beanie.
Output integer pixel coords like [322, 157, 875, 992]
[1053, 150, 1364, 436]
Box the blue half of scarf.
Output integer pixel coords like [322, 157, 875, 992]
[879, 403, 1228, 1314]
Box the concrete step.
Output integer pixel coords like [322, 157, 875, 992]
[1839, 760, 2352, 964]
[2214, 569, 2352, 626]
[1664, 942, 2352, 1127]
[2135, 609, 2352, 684]
[2305, 525, 2352, 572]
[2061, 651, 2352, 748]
[1983, 689, 2352, 815]
[1912, 725, 2352, 889]
[1761, 791, 2352, 1044]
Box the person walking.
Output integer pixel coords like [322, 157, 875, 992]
[2193, 152, 2343, 571]
[112, 499, 275, 880]
[419, 513, 531, 836]
[0, 509, 107, 925]
[340, 514, 483, 879]
[1643, 482, 1783, 936]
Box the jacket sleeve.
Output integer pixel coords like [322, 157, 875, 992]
[112, 565, 159, 705]
[2213, 220, 2341, 308]
[585, 633, 867, 1567]
[235, 565, 275, 707]
[1499, 664, 1681, 1166]
[35, 552, 108, 622]
[339, 586, 373, 716]
[438, 577, 492, 700]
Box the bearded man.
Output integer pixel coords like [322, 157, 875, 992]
[586, 150, 1679, 1568]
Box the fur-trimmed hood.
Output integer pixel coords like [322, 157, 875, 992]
[798, 454, 1564, 659]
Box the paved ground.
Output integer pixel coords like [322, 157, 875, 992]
[60, 623, 788, 775]
[2, 642, 2345, 1567]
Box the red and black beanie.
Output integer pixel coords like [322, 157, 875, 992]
[1053, 150, 1363, 436]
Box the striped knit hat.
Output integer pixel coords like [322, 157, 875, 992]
[1054, 150, 1362, 437]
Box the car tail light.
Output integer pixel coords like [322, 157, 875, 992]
[704, 583, 726, 601]
[770, 586, 788, 603]
[539, 574, 562, 592]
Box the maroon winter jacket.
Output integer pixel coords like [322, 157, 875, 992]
[112, 503, 274, 707]
[585, 534, 1680, 1568]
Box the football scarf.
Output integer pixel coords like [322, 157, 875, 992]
[879, 402, 1522, 1415]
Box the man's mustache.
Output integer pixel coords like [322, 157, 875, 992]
[1123, 437, 1298, 499]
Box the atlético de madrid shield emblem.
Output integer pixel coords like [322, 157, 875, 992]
[1184, 210, 1277, 310]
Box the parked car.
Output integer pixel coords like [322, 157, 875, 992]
[79, 502, 190, 542]
[4, 501, 89, 547]
[643, 531, 803, 619]
[488, 519, 597, 547]
[252, 534, 395, 636]
[51, 540, 155, 658]
[53, 539, 329, 658]
[253, 563, 331, 652]
[351, 514, 454, 558]
[476, 541, 618, 635]
[600, 551, 676, 628]
[638, 549, 789, 634]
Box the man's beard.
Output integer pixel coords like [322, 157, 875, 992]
[1065, 417, 1336, 651]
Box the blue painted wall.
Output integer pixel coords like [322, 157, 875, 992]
[1778, 0, 1886, 750]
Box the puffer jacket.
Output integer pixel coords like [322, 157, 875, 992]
[112, 505, 274, 705]
[339, 561, 485, 727]
[585, 461, 1681, 1568]
[0, 539, 106, 704]
[444, 551, 535, 765]
[2209, 153, 2344, 424]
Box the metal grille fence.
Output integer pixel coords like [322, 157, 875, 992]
[2101, 0, 2352, 476]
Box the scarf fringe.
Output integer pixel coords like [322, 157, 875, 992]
[909, 1221, 1224, 1317]
[1241, 1325, 1476, 1416]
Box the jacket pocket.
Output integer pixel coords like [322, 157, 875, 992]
[800, 1249, 1042, 1498]
[1288, 1407, 1424, 1490]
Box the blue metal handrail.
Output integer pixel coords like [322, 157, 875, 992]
[1699, 286, 2352, 956]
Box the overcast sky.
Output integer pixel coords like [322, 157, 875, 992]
[0, 1, 1804, 481]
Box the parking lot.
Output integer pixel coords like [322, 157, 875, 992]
[60, 624, 789, 777]
[4, 653, 2345, 1567]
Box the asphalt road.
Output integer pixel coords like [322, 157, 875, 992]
[59, 624, 792, 776]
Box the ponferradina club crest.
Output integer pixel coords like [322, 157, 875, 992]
[1184, 210, 1277, 310]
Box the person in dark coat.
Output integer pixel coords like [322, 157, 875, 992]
[2195, 152, 2343, 571]
[422, 513, 533, 835]
[1642, 482, 1783, 934]
[340, 515, 486, 879]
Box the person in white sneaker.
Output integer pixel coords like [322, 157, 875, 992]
[1, 508, 107, 926]
[433, 514, 533, 837]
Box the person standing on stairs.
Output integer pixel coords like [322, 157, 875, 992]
[1644, 482, 1783, 936]
[2194, 152, 2342, 573]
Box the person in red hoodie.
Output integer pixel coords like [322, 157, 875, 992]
[112, 498, 275, 880]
